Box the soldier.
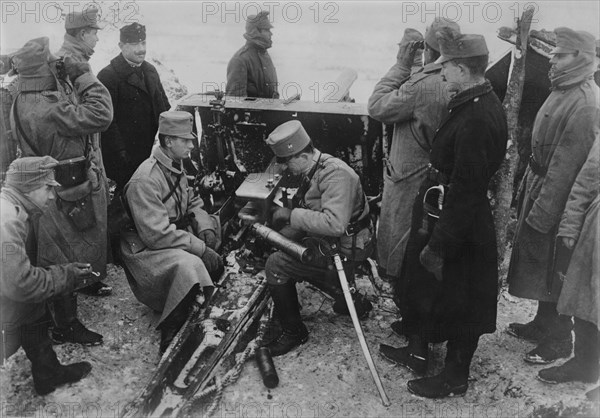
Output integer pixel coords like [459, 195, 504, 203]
[98, 23, 171, 191]
[263, 120, 374, 357]
[226, 10, 279, 98]
[10, 37, 112, 346]
[537, 137, 599, 400]
[380, 29, 507, 398]
[56, 7, 112, 297]
[507, 28, 599, 365]
[368, 18, 459, 319]
[1, 157, 94, 395]
[121, 111, 222, 354]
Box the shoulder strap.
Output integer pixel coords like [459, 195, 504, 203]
[158, 164, 183, 204]
[11, 93, 42, 156]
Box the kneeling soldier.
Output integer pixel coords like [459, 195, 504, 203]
[121, 111, 223, 354]
[1, 157, 94, 395]
[264, 120, 374, 357]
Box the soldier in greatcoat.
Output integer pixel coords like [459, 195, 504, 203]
[56, 8, 112, 297]
[262, 120, 374, 357]
[368, 18, 459, 334]
[507, 28, 599, 365]
[380, 30, 508, 398]
[121, 111, 223, 354]
[226, 11, 279, 98]
[537, 137, 599, 399]
[10, 37, 113, 346]
[1, 156, 94, 395]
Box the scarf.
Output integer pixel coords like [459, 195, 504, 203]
[550, 52, 595, 90]
[243, 27, 272, 50]
[61, 34, 95, 62]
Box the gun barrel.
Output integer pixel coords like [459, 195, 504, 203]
[251, 224, 314, 263]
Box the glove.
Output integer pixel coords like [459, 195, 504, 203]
[63, 56, 91, 82]
[419, 245, 443, 282]
[198, 229, 217, 249]
[271, 207, 292, 231]
[117, 150, 132, 166]
[201, 247, 223, 273]
[562, 236, 576, 250]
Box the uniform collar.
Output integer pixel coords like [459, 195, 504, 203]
[1, 187, 43, 218]
[61, 34, 94, 61]
[422, 62, 442, 74]
[152, 145, 184, 174]
[448, 79, 492, 109]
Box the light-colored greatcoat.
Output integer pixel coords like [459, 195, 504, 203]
[508, 79, 600, 301]
[557, 138, 600, 328]
[121, 146, 218, 325]
[0, 188, 76, 359]
[368, 62, 451, 276]
[12, 72, 113, 279]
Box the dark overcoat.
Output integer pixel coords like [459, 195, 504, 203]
[97, 54, 170, 188]
[398, 81, 508, 343]
[226, 43, 279, 99]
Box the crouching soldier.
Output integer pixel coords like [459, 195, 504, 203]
[1, 157, 94, 395]
[121, 111, 223, 354]
[263, 120, 374, 357]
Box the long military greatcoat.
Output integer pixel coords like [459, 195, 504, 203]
[508, 79, 599, 302]
[121, 146, 218, 325]
[226, 43, 279, 98]
[98, 54, 170, 189]
[368, 61, 451, 277]
[12, 72, 113, 279]
[398, 81, 508, 343]
[557, 138, 600, 328]
[0, 188, 76, 359]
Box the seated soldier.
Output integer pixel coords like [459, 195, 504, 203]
[263, 120, 374, 357]
[1, 157, 94, 395]
[120, 111, 223, 354]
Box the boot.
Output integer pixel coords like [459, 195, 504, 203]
[507, 301, 555, 342]
[51, 293, 103, 346]
[538, 318, 600, 384]
[265, 282, 309, 357]
[21, 319, 92, 395]
[379, 334, 428, 375]
[525, 315, 573, 364]
[78, 281, 112, 297]
[316, 267, 372, 319]
[407, 337, 477, 399]
[390, 320, 405, 338]
[159, 289, 196, 354]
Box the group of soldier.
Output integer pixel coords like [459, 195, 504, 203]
[0, 7, 598, 404]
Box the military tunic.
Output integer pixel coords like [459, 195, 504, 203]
[266, 151, 372, 285]
[121, 146, 218, 325]
[398, 81, 507, 342]
[226, 43, 279, 99]
[368, 61, 451, 277]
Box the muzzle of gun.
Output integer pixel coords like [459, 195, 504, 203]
[250, 223, 314, 263]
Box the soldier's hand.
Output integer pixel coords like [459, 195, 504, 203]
[198, 229, 217, 249]
[63, 56, 91, 81]
[419, 245, 443, 282]
[562, 237, 576, 250]
[69, 262, 93, 278]
[201, 247, 223, 273]
[271, 207, 292, 231]
[397, 40, 423, 71]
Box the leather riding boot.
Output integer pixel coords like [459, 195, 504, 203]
[318, 264, 373, 319]
[507, 301, 556, 342]
[538, 318, 600, 384]
[159, 289, 197, 355]
[21, 319, 92, 395]
[380, 334, 428, 375]
[407, 336, 478, 399]
[51, 293, 103, 346]
[265, 282, 308, 357]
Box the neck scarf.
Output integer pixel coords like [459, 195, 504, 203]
[243, 27, 272, 50]
[550, 52, 595, 90]
[62, 34, 94, 62]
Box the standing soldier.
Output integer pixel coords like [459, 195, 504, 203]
[507, 28, 599, 365]
[381, 29, 508, 398]
[226, 11, 279, 98]
[262, 120, 374, 357]
[121, 111, 222, 354]
[1, 157, 94, 395]
[98, 23, 171, 191]
[56, 7, 112, 297]
[368, 18, 459, 308]
[10, 37, 113, 345]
